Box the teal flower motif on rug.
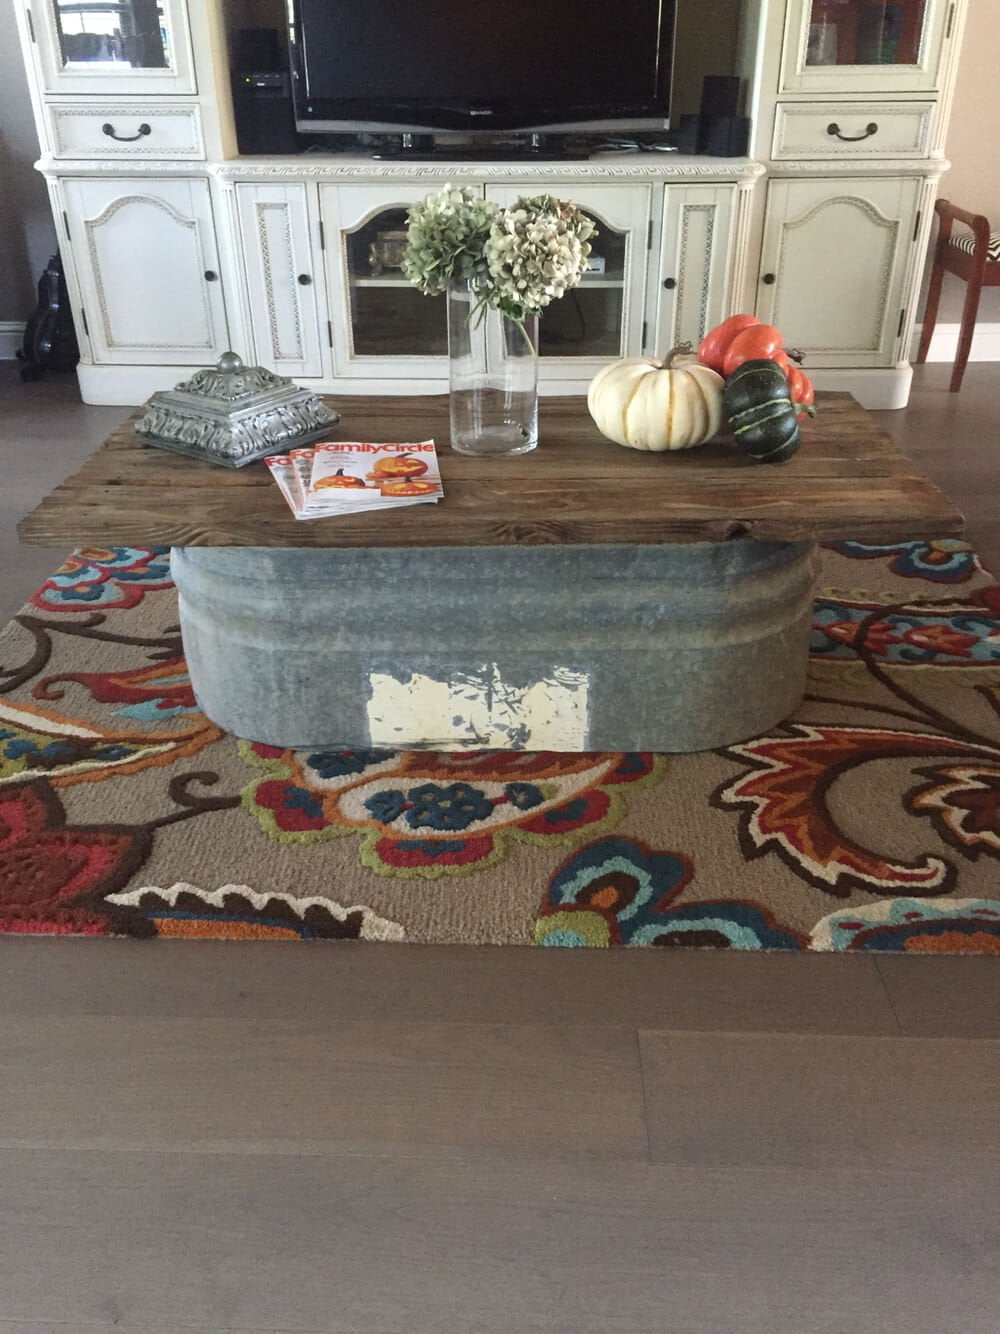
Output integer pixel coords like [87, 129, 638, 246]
[29, 546, 172, 611]
[534, 836, 806, 949]
[811, 898, 1000, 952]
[825, 538, 982, 583]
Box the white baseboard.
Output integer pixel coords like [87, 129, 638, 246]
[807, 366, 913, 411]
[909, 321, 1000, 363]
[0, 321, 24, 360]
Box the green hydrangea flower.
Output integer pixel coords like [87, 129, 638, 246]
[402, 186, 596, 326]
[401, 184, 498, 296]
[485, 194, 595, 321]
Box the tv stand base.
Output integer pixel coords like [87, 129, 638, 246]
[371, 132, 588, 162]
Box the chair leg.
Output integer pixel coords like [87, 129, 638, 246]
[951, 267, 984, 392]
[916, 251, 945, 364]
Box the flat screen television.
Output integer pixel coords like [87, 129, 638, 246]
[289, 0, 677, 136]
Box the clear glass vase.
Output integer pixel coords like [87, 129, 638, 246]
[446, 279, 539, 456]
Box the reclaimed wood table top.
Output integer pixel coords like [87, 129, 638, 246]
[18, 391, 962, 549]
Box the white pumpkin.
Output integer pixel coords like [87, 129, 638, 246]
[587, 347, 725, 452]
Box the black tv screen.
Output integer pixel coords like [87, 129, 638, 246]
[291, 0, 676, 133]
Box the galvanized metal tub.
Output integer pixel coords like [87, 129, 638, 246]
[171, 540, 818, 753]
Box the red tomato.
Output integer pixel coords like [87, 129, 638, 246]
[721, 323, 785, 377]
[695, 313, 760, 375]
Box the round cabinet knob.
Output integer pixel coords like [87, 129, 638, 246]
[761, 272, 776, 285]
[297, 273, 313, 286]
[204, 270, 218, 282]
[662, 277, 677, 290]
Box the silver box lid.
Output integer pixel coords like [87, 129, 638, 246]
[134, 352, 340, 468]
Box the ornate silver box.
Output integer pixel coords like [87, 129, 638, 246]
[134, 352, 340, 468]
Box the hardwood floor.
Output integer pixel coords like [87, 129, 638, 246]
[0, 360, 998, 1332]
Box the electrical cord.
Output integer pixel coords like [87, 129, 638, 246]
[591, 138, 678, 154]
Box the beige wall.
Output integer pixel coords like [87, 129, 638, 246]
[0, 1, 58, 325]
[923, 3, 1000, 320]
[671, 0, 745, 122]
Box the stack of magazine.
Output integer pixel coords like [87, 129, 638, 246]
[264, 440, 442, 519]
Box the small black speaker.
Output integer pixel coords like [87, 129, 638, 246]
[235, 27, 280, 72]
[701, 115, 751, 157]
[699, 75, 742, 120]
[675, 114, 701, 156]
[232, 70, 299, 155]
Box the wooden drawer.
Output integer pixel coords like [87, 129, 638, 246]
[771, 102, 934, 160]
[46, 103, 204, 160]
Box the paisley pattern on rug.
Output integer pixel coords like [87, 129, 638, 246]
[104, 882, 406, 941]
[811, 898, 1000, 952]
[533, 836, 806, 949]
[240, 742, 664, 877]
[825, 538, 984, 583]
[811, 597, 1000, 664]
[30, 546, 173, 611]
[0, 541, 998, 947]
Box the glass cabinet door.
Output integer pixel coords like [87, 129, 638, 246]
[485, 185, 651, 386]
[344, 206, 448, 359]
[781, 0, 953, 92]
[320, 182, 650, 387]
[319, 184, 449, 382]
[31, 0, 195, 93]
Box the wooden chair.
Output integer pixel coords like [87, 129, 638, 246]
[916, 198, 1000, 392]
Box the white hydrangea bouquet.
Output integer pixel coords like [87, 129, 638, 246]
[402, 184, 596, 347]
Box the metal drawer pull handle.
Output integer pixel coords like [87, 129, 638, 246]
[761, 272, 776, 285]
[662, 277, 677, 290]
[297, 273, 312, 285]
[102, 122, 152, 142]
[827, 121, 878, 142]
[204, 270, 218, 282]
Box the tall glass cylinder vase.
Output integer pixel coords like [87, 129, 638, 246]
[446, 279, 538, 456]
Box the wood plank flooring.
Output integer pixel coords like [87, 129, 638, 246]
[0, 361, 998, 1332]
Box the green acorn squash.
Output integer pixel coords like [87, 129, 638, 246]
[723, 358, 801, 463]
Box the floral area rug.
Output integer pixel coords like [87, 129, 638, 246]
[2, 538, 999, 951]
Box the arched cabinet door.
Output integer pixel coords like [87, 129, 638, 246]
[486, 183, 652, 386]
[756, 176, 922, 368]
[61, 178, 228, 365]
[319, 182, 450, 384]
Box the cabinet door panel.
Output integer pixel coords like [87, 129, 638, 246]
[757, 177, 920, 367]
[780, 0, 951, 93]
[237, 184, 324, 378]
[319, 183, 448, 380]
[486, 184, 651, 385]
[28, 0, 196, 95]
[655, 186, 734, 354]
[62, 178, 228, 365]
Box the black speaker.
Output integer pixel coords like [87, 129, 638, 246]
[232, 70, 299, 155]
[675, 114, 702, 156]
[701, 115, 751, 157]
[235, 27, 280, 72]
[699, 75, 742, 120]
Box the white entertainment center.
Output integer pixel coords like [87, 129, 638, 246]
[13, 0, 968, 408]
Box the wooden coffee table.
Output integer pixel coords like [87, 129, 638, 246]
[19, 393, 962, 753]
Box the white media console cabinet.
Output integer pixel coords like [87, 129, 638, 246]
[13, 0, 968, 409]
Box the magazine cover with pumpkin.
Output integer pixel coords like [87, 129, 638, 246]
[265, 440, 442, 518]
